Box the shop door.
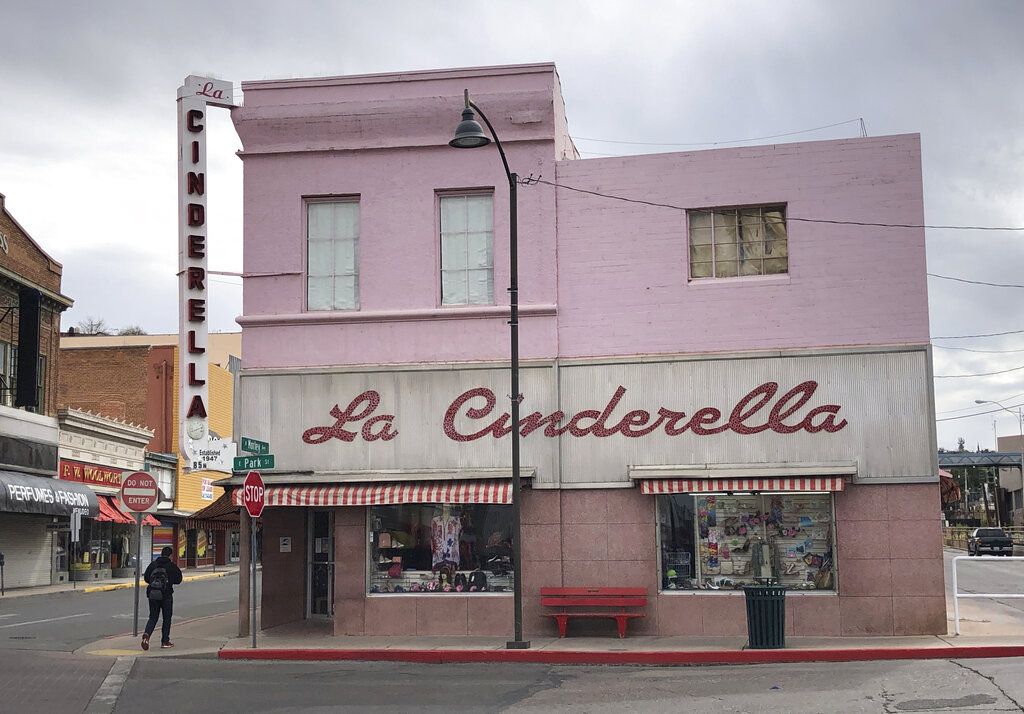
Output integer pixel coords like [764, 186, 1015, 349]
[307, 510, 334, 619]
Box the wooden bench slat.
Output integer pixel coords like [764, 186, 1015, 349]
[541, 587, 646, 596]
[541, 597, 646, 608]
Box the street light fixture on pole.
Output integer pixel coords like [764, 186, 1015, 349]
[451, 90, 529, 650]
[975, 398, 1023, 528]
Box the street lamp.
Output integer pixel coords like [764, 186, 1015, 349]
[975, 398, 1023, 528]
[451, 90, 529, 650]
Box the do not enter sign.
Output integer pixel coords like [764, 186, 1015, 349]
[121, 471, 158, 513]
[242, 470, 265, 518]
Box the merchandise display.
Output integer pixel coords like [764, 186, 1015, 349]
[367, 502, 515, 594]
[659, 492, 835, 591]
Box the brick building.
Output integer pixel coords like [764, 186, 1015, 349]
[0, 193, 96, 588]
[58, 333, 241, 567]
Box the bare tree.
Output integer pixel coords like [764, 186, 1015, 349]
[117, 325, 147, 336]
[76, 316, 109, 335]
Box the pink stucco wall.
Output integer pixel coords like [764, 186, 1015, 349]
[554, 135, 929, 358]
[234, 64, 927, 368]
[233, 64, 567, 369]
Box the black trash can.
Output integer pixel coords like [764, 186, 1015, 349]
[743, 584, 786, 649]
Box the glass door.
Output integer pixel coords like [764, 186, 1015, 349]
[307, 510, 334, 619]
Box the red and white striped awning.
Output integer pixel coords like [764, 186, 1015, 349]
[231, 480, 512, 508]
[639, 476, 845, 495]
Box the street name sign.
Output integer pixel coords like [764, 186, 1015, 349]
[234, 454, 275, 471]
[120, 471, 158, 513]
[241, 470, 265, 518]
[241, 437, 270, 455]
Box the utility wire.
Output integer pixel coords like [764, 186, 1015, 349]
[574, 118, 864, 147]
[928, 273, 1024, 288]
[528, 178, 1024, 231]
[934, 364, 1024, 378]
[932, 329, 1024, 340]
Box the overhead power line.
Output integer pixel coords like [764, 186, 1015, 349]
[528, 179, 1024, 232]
[928, 273, 1024, 288]
[574, 118, 865, 148]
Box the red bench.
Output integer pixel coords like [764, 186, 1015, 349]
[541, 586, 647, 638]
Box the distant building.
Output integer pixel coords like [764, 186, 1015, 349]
[58, 333, 241, 567]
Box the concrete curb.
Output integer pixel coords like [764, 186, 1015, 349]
[218, 644, 1024, 665]
[83, 570, 230, 594]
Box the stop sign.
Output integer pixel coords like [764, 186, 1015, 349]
[121, 471, 159, 512]
[241, 470, 265, 518]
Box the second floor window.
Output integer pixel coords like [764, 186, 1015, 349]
[689, 205, 788, 279]
[440, 194, 493, 305]
[307, 200, 359, 310]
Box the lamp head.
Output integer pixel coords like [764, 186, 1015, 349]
[976, 400, 989, 405]
[450, 107, 490, 149]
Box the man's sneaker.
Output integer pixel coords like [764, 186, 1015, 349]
[160, 642, 174, 648]
[141, 633, 149, 651]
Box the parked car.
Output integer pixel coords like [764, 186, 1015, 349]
[967, 527, 1014, 556]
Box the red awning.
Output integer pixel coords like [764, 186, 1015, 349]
[231, 480, 513, 507]
[639, 477, 845, 495]
[96, 495, 134, 523]
[185, 490, 239, 531]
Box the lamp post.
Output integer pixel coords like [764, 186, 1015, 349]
[975, 398, 1022, 528]
[450, 90, 529, 649]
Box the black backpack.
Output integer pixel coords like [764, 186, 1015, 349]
[148, 565, 169, 601]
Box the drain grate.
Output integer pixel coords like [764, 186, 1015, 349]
[9, 636, 35, 640]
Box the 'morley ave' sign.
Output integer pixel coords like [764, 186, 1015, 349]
[301, 380, 849, 445]
[177, 75, 238, 472]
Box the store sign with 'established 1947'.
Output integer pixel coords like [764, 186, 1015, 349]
[177, 74, 239, 471]
[301, 380, 849, 445]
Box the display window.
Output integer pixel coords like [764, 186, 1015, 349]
[73, 519, 112, 570]
[658, 493, 835, 591]
[367, 503, 514, 594]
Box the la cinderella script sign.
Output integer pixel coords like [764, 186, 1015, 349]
[302, 380, 848, 445]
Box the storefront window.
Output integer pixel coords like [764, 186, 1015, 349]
[74, 519, 112, 570]
[658, 493, 835, 591]
[368, 503, 513, 594]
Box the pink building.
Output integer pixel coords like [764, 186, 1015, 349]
[225, 63, 942, 639]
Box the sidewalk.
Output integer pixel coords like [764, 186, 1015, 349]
[73, 578, 1024, 666]
[33, 550, 1023, 665]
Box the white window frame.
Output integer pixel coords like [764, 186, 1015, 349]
[439, 193, 494, 306]
[306, 198, 360, 311]
[688, 204, 788, 279]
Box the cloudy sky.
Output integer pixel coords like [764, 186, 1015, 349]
[1, 1, 1022, 451]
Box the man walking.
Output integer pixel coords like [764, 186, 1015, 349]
[141, 546, 183, 650]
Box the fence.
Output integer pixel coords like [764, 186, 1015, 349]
[950, 555, 1024, 635]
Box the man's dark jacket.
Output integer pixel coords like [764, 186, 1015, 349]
[143, 555, 184, 596]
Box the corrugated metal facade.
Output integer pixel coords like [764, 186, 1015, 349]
[237, 346, 934, 487]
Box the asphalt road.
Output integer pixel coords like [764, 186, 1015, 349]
[6, 557, 1024, 713]
[0, 572, 241, 651]
[111, 656, 1024, 713]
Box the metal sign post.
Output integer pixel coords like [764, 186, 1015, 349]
[251, 516, 257, 649]
[241, 470, 265, 649]
[133, 512, 143, 637]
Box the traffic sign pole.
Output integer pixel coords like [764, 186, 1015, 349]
[241, 471, 266, 649]
[133, 512, 143, 637]
[251, 514, 258, 649]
